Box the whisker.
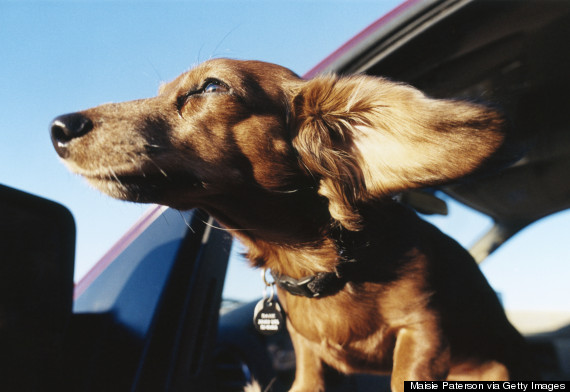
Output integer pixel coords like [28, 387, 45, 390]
[177, 210, 195, 234]
[109, 168, 122, 184]
[144, 154, 168, 178]
[269, 186, 315, 194]
[127, 155, 146, 178]
[211, 25, 242, 59]
[200, 216, 256, 233]
[177, 210, 256, 234]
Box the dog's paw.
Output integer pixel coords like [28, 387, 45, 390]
[243, 380, 262, 392]
[288, 384, 325, 392]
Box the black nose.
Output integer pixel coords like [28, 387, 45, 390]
[50, 113, 93, 157]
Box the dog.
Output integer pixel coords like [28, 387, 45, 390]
[50, 58, 534, 391]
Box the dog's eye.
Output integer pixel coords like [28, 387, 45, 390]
[176, 79, 229, 112]
[203, 81, 227, 94]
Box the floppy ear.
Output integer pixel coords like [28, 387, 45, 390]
[292, 74, 506, 230]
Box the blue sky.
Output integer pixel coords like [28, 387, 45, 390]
[1, 1, 568, 316]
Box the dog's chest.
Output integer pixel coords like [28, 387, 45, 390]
[282, 288, 396, 373]
[318, 334, 395, 375]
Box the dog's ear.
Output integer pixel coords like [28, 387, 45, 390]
[292, 74, 506, 230]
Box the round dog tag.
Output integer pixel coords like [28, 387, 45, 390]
[253, 299, 285, 335]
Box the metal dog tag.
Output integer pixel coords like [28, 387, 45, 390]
[253, 299, 284, 335]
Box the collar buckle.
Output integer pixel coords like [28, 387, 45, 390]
[271, 271, 320, 298]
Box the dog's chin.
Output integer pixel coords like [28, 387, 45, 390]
[84, 172, 204, 206]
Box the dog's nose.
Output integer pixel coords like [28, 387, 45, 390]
[50, 113, 93, 157]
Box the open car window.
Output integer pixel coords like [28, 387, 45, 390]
[480, 209, 570, 335]
[421, 192, 494, 250]
[221, 240, 266, 311]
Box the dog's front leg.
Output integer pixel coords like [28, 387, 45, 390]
[391, 326, 450, 392]
[287, 322, 325, 392]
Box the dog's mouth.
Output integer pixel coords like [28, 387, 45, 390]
[83, 168, 205, 204]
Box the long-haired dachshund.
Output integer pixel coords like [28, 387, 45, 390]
[50, 59, 534, 391]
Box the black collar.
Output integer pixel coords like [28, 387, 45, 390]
[270, 226, 363, 298]
[271, 269, 342, 298]
[270, 201, 422, 298]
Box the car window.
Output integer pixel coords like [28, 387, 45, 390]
[423, 195, 570, 334]
[421, 192, 494, 250]
[222, 240, 266, 308]
[480, 209, 570, 334]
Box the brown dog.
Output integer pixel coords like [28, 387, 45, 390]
[50, 59, 533, 391]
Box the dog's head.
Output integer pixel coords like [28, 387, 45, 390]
[51, 58, 506, 230]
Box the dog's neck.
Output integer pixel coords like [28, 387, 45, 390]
[202, 190, 415, 281]
[241, 200, 416, 287]
[202, 186, 329, 241]
[199, 186, 343, 277]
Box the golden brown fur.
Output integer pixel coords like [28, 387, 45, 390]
[50, 59, 534, 391]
